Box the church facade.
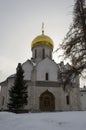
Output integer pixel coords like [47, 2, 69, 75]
[0, 29, 81, 112]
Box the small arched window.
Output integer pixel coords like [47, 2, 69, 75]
[45, 73, 49, 80]
[42, 48, 45, 59]
[66, 95, 70, 105]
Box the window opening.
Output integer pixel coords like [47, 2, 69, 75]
[45, 73, 49, 80]
[66, 95, 70, 105]
[42, 48, 45, 59]
[35, 49, 37, 58]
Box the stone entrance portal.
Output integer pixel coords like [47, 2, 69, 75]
[39, 90, 55, 112]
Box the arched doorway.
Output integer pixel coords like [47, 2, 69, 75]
[39, 90, 55, 112]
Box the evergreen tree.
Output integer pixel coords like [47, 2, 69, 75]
[8, 63, 28, 113]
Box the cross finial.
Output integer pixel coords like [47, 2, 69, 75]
[42, 22, 44, 35]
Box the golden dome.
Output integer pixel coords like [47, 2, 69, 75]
[31, 34, 54, 49]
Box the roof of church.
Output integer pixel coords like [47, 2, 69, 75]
[31, 23, 54, 49]
[31, 34, 54, 49]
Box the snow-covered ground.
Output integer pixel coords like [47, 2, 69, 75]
[0, 111, 86, 130]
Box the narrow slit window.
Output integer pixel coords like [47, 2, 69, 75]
[66, 95, 70, 105]
[45, 73, 49, 80]
[42, 48, 45, 59]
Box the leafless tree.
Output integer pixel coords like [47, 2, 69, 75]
[56, 0, 86, 89]
[59, 0, 86, 85]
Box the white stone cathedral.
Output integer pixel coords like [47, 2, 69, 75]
[0, 27, 81, 112]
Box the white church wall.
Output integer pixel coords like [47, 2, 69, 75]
[0, 77, 15, 110]
[80, 90, 86, 110]
[61, 85, 81, 111]
[22, 60, 33, 80]
[31, 84, 80, 111]
[0, 85, 7, 110]
[36, 58, 60, 81]
[69, 87, 81, 110]
[33, 86, 62, 111]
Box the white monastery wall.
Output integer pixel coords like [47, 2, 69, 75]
[22, 60, 33, 80]
[0, 78, 14, 110]
[80, 90, 86, 110]
[36, 58, 59, 81]
[30, 84, 81, 111]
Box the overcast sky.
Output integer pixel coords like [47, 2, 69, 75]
[1, 0, 83, 85]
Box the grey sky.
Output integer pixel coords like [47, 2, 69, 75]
[0, 0, 75, 82]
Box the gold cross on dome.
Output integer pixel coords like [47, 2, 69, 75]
[42, 22, 44, 35]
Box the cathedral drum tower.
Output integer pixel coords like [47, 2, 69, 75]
[31, 23, 54, 63]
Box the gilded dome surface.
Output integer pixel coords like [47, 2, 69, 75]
[31, 34, 54, 49]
